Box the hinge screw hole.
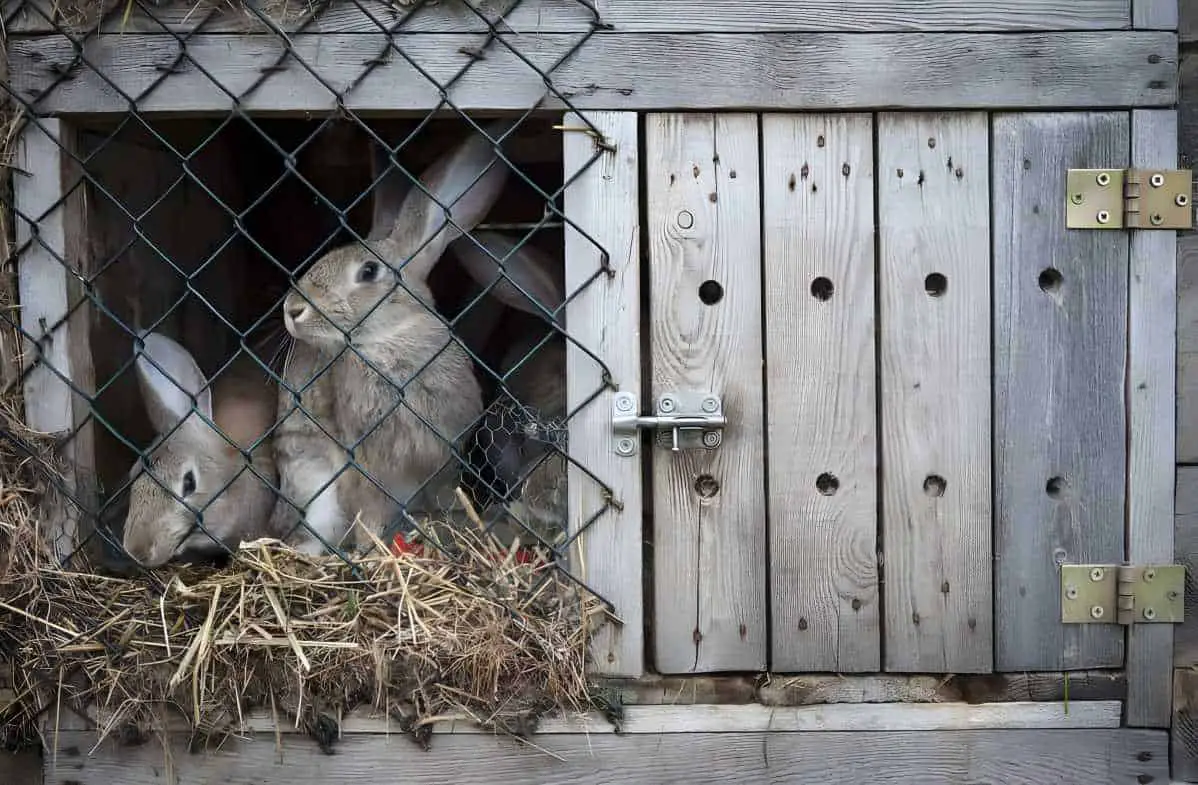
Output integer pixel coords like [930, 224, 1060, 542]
[1097, 210, 1111, 225]
[1096, 172, 1111, 187]
[1177, 193, 1190, 207]
[1090, 605, 1105, 619]
[1143, 607, 1157, 621]
[1150, 173, 1166, 188]
[1090, 567, 1106, 582]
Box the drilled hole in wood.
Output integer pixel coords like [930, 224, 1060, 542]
[694, 474, 720, 499]
[698, 280, 724, 305]
[810, 277, 834, 301]
[924, 273, 948, 297]
[923, 474, 947, 497]
[1046, 476, 1068, 498]
[1038, 268, 1063, 293]
[816, 473, 840, 496]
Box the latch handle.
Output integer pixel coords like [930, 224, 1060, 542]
[612, 391, 725, 457]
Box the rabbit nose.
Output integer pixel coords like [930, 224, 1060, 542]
[286, 301, 309, 322]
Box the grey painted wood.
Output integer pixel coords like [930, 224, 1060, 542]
[992, 112, 1129, 671]
[761, 113, 880, 673]
[1180, 51, 1198, 462]
[1176, 466, 1198, 667]
[8, 32, 1177, 115]
[2, 0, 1134, 34]
[1125, 108, 1179, 728]
[41, 729, 1168, 784]
[1134, 0, 1178, 29]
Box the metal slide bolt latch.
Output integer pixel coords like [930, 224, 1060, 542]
[612, 391, 725, 457]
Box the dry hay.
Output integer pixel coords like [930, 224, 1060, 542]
[0, 482, 610, 752]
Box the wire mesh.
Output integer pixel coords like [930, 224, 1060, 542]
[0, 0, 621, 610]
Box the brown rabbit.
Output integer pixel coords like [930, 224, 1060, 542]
[280, 121, 515, 551]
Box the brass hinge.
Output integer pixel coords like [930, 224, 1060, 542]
[1060, 564, 1186, 625]
[1065, 168, 1193, 230]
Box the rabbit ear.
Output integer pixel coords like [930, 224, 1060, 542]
[367, 141, 411, 243]
[452, 230, 565, 322]
[389, 120, 514, 280]
[134, 331, 213, 434]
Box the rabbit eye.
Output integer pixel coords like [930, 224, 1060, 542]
[181, 470, 196, 497]
[356, 260, 381, 283]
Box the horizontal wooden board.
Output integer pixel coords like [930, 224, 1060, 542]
[78, 701, 1124, 736]
[8, 32, 1176, 115]
[1, 0, 1135, 34]
[43, 728, 1169, 784]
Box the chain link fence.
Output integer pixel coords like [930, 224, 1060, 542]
[0, 0, 622, 608]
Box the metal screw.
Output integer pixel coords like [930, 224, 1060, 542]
[1144, 568, 1157, 582]
[702, 431, 721, 448]
[1178, 193, 1190, 207]
[677, 210, 694, 229]
[1150, 173, 1166, 188]
[1065, 586, 1079, 600]
[1090, 567, 1105, 582]
[1151, 213, 1164, 226]
[1090, 605, 1105, 620]
[615, 394, 634, 412]
[1070, 192, 1084, 205]
[701, 396, 719, 413]
[1168, 590, 1180, 601]
[1144, 607, 1157, 621]
[1096, 172, 1111, 187]
[659, 396, 676, 413]
[615, 437, 636, 456]
[1097, 210, 1111, 225]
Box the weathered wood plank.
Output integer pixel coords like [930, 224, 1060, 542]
[760, 113, 878, 673]
[1125, 109, 1178, 728]
[1182, 234, 1198, 462]
[0, 750, 42, 785]
[562, 111, 643, 678]
[1184, 1, 1198, 42]
[647, 113, 767, 673]
[1134, 0, 1178, 29]
[877, 112, 992, 674]
[8, 33, 1177, 115]
[992, 112, 1129, 671]
[14, 118, 94, 566]
[42, 729, 1169, 785]
[1174, 668, 1198, 781]
[1177, 467, 1198, 667]
[2, 0, 1134, 35]
[756, 671, 1127, 706]
[79, 701, 1128, 736]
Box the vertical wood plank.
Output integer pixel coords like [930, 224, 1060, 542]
[1174, 469, 1198, 780]
[563, 111, 644, 677]
[993, 112, 1129, 671]
[761, 113, 879, 672]
[1134, 0, 1178, 30]
[1125, 109, 1178, 728]
[877, 112, 993, 674]
[647, 113, 767, 673]
[15, 118, 94, 566]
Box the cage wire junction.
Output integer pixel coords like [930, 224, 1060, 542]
[0, 0, 628, 747]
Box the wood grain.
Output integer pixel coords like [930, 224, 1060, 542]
[1177, 466, 1198, 667]
[1180, 51, 1198, 462]
[8, 33, 1177, 115]
[41, 728, 1169, 785]
[877, 112, 992, 674]
[14, 118, 94, 566]
[646, 113, 767, 673]
[1174, 667, 1198, 781]
[562, 111, 643, 678]
[992, 112, 1129, 671]
[2, 0, 1134, 34]
[1134, 0, 1178, 29]
[760, 113, 878, 673]
[1125, 109, 1178, 728]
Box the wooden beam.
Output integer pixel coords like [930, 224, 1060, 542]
[877, 112, 992, 674]
[14, 117, 95, 566]
[646, 113, 767, 673]
[992, 112, 1129, 671]
[1175, 668, 1198, 781]
[7, 32, 1176, 115]
[41, 728, 1169, 784]
[1179, 51, 1198, 462]
[761, 113, 879, 673]
[1177, 466, 1198, 668]
[562, 111, 643, 678]
[1125, 108, 1179, 729]
[1, 0, 1135, 35]
[1134, 0, 1178, 30]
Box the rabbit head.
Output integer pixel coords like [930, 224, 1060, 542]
[122, 331, 277, 568]
[282, 122, 515, 354]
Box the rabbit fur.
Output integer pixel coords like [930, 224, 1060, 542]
[275, 120, 524, 553]
[122, 330, 279, 568]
